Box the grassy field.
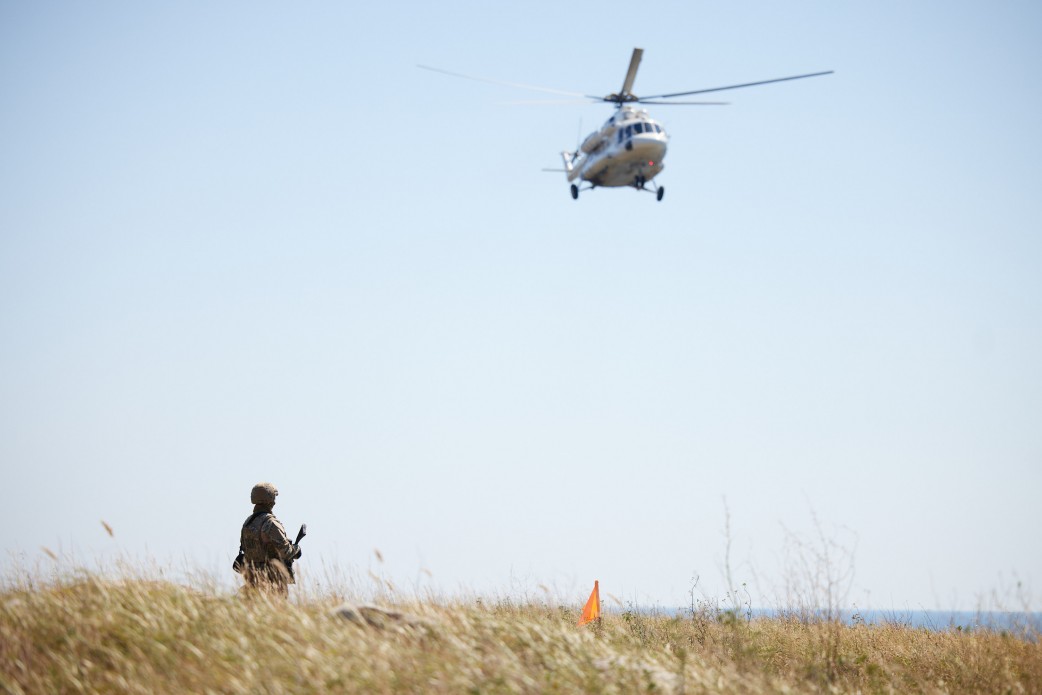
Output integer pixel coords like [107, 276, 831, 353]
[1, 569, 1039, 694]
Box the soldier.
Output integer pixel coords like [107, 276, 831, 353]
[234, 482, 301, 598]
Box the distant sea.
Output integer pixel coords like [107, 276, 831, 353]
[801, 609, 1040, 634]
[637, 607, 1042, 635]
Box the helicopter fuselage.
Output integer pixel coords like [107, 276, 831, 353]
[565, 106, 667, 188]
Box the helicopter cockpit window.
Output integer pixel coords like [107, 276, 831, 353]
[618, 129, 624, 143]
[625, 125, 633, 138]
[634, 123, 644, 134]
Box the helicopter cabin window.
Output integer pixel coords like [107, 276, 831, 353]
[617, 129, 624, 143]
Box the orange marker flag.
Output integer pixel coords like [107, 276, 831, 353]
[578, 580, 601, 626]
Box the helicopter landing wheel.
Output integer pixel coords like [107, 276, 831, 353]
[570, 184, 579, 200]
[657, 186, 664, 201]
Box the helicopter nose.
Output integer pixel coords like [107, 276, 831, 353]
[632, 136, 667, 162]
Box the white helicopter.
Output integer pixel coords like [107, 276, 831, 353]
[420, 49, 832, 201]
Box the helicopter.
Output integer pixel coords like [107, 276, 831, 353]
[420, 49, 832, 201]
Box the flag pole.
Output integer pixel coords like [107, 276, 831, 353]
[597, 580, 602, 625]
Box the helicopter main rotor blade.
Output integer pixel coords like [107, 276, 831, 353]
[417, 64, 593, 98]
[641, 70, 834, 100]
[497, 99, 600, 105]
[620, 48, 644, 97]
[636, 100, 730, 105]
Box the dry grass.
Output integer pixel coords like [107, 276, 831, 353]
[1, 569, 1039, 694]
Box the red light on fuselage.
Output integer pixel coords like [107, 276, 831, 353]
[648, 161, 654, 166]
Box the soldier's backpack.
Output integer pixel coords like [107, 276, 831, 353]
[232, 510, 269, 574]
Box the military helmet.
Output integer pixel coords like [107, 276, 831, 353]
[251, 482, 278, 505]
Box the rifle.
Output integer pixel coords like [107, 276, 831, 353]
[286, 523, 307, 579]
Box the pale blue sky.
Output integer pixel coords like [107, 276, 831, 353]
[2, 1, 1040, 610]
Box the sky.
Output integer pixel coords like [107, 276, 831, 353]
[2, 1, 1040, 612]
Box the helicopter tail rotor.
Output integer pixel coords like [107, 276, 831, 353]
[560, 150, 577, 173]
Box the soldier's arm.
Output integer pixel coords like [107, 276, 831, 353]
[261, 517, 298, 562]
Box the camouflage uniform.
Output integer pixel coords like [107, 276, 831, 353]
[238, 482, 300, 598]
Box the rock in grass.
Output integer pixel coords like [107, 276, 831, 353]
[331, 603, 428, 630]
